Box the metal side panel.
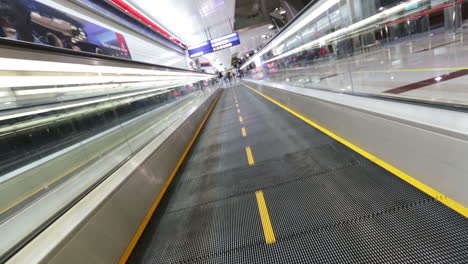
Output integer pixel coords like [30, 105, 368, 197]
[246, 82, 468, 209]
[6, 89, 221, 264]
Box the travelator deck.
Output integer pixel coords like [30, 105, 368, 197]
[127, 83, 468, 263]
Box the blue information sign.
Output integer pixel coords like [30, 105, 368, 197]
[210, 33, 241, 52]
[187, 41, 213, 58]
[188, 32, 240, 58]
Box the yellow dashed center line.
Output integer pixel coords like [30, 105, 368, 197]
[255, 190, 276, 244]
[235, 88, 275, 243]
[245, 146, 255, 166]
[241, 127, 247, 137]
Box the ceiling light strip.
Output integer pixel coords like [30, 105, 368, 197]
[107, 0, 187, 48]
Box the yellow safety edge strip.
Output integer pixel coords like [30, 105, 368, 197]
[274, 67, 468, 78]
[255, 190, 276, 244]
[119, 89, 224, 264]
[243, 83, 468, 218]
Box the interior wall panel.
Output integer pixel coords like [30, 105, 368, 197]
[38, 0, 188, 68]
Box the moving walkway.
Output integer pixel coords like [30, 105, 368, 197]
[127, 84, 468, 263]
[3, 0, 468, 262]
[0, 42, 214, 262]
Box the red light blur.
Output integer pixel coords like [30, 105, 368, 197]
[107, 0, 187, 49]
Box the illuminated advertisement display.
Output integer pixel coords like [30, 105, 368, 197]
[188, 32, 240, 58]
[0, 0, 131, 59]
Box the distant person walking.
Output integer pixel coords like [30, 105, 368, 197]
[226, 71, 232, 86]
[236, 68, 242, 80]
[217, 72, 224, 88]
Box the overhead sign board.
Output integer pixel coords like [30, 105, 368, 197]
[210, 32, 241, 52]
[188, 41, 212, 58]
[188, 32, 240, 58]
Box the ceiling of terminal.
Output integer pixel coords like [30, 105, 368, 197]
[126, 0, 235, 45]
[126, 0, 237, 70]
[234, 0, 281, 30]
[125, 0, 279, 70]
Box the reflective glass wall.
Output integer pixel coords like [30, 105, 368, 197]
[0, 55, 215, 259]
[244, 0, 468, 106]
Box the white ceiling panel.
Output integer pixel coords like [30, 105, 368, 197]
[127, 0, 236, 46]
[126, 0, 270, 70]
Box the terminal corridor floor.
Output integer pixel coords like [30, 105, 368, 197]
[128, 84, 468, 263]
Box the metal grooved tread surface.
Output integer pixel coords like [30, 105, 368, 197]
[128, 83, 468, 264]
